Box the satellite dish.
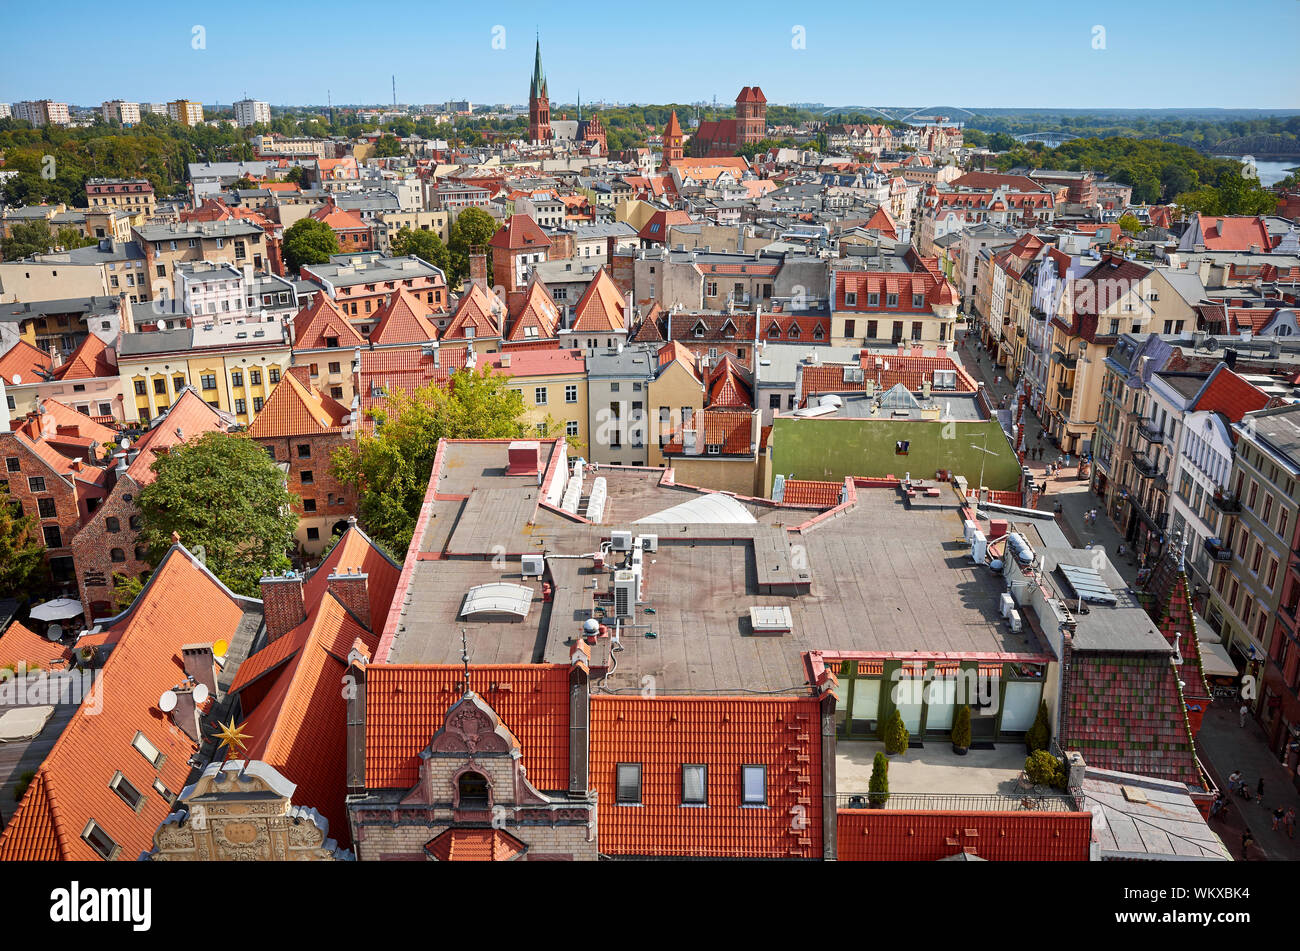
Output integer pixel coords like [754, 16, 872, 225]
[212, 639, 229, 658]
[45, 624, 62, 642]
[193, 683, 209, 705]
[121, 437, 131, 450]
[1204, 337, 1217, 351]
[159, 690, 178, 713]
[11, 374, 20, 384]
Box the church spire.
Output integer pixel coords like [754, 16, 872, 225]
[531, 34, 547, 100]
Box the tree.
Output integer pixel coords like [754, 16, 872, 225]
[112, 571, 146, 610]
[951, 704, 971, 752]
[284, 165, 306, 185]
[389, 226, 451, 275]
[884, 708, 909, 754]
[1, 220, 56, 260]
[1025, 700, 1052, 753]
[282, 217, 340, 274]
[0, 487, 45, 597]
[231, 176, 257, 190]
[868, 752, 890, 806]
[136, 432, 298, 597]
[333, 366, 531, 555]
[447, 206, 499, 289]
[1025, 750, 1066, 789]
[1117, 213, 1143, 235]
[372, 134, 404, 158]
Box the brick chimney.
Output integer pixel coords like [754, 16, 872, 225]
[181, 643, 218, 699]
[328, 568, 371, 631]
[261, 571, 306, 641]
[468, 249, 488, 290]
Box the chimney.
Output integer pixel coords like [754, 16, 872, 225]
[181, 642, 218, 702]
[260, 571, 306, 641]
[507, 440, 543, 476]
[328, 569, 372, 630]
[468, 250, 488, 289]
[1224, 348, 1237, 371]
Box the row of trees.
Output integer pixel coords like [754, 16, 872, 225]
[1, 219, 95, 260]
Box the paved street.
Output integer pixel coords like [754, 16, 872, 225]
[956, 329, 1300, 860]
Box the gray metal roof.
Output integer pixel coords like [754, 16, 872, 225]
[119, 328, 195, 356]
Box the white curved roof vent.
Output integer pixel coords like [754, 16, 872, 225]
[460, 583, 535, 619]
[634, 492, 757, 525]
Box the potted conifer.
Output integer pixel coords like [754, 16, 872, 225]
[868, 752, 890, 808]
[951, 704, 971, 756]
[884, 708, 909, 755]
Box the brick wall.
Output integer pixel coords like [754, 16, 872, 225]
[1, 432, 88, 592]
[72, 473, 149, 623]
[255, 431, 357, 554]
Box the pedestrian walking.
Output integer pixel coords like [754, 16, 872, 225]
[1257, 777, 1265, 804]
[1228, 769, 1242, 793]
[1242, 829, 1254, 859]
[1286, 807, 1295, 839]
[1273, 807, 1285, 831]
[1240, 703, 1249, 728]
[1210, 792, 1227, 819]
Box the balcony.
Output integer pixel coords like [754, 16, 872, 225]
[1056, 382, 1074, 402]
[1051, 350, 1078, 370]
[1134, 420, 1164, 445]
[1131, 454, 1165, 483]
[1126, 491, 1168, 532]
[1209, 491, 1242, 514]
[1205, 537, 1235, 563]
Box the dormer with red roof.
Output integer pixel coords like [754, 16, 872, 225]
[368, 287, 439, 348]
[503, 277, 560, 348]
[561, 269, 628, 347]
[443, 283, 504, 350]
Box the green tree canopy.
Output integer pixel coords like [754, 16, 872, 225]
[2, 220, 55, 260]
[284, 165, 306, 185]
[1117, 213, 1143, 234]
[446, 206, 500, 289]
[137, 432, 298, 597]
[333, 366, 530, 554]
[282, 217, 340, 274]
[0, 487, 45, 598]
[372, 134, 404, 158]
[390, 226, 451, 275]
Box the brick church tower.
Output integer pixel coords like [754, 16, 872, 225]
[528, 36, 551, 145]
[661, 110, 684, 166]
[735, 86, 767, 144]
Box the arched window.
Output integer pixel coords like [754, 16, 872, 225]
[129, 515, 141, 530]
[457, 771, 490, 810]
[105, 517, 120, 533]
[110, 548, 126, 563]
[134, 546, 149, 561]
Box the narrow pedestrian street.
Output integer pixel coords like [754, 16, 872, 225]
[955, 327, 1300, 860]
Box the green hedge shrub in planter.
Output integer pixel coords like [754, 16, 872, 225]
[1025, 749, 1066, 788]
[951, 705, 971, 754]
[868, 752, 890, 807]
[1025, 701, 1051, 753]
[884, 709, 909, 755]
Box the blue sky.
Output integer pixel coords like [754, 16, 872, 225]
[2, 0, 1298, 110]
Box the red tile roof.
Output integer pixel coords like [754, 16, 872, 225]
[485, 348, 585, 378]
[363, 665, 571, 791]
[368, 287, 439, 346]
[126, 389, 232, 484]
[799, 353, 976, 404]
[0, 621, 67, 670]
[836, 810, 1092, 861]
[487, 214, 550, 252]
[504, 279, 560, 342]
[425, 827, 527, 861]
[835, 268, 955, 311]
[781, 479, 843, 507]
[0, 339, 51, 385]
[50, 332, 115, 381]
[1061, 651, 1203, 788]
[707, 355, 752, 408]
[354, 344, 470, 427]
[589, 695, 823, 858]
[0, 545, 256, 861]
[1196, 214, 1271, 252]
[293, 294, 367, 350]
[570, 269, 627, 334]
[1192, 365, 1269, 423]
[444, 283, 503, 340]
[310, 202, 369, 233]
[664, 409, 755, 455]
[247, 371, 349, 439]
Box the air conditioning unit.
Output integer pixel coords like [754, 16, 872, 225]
[610, 530, 633, 551]
[636, 533, 658, 552]
[1009, 610, 1023, 633]
[613, 570, 636, 619]
[521, 553, 545, 577]
[999, 592, 1015, 618]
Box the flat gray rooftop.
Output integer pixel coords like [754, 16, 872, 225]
[384, 443, 1045, 695]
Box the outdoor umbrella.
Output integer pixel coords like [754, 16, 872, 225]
[28, 598, 84, 622]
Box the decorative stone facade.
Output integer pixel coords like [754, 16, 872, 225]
[150, 760, 352, 861]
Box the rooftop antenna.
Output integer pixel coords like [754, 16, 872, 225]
[460, 627, 471, 694]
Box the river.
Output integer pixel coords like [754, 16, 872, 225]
[1214, 156, 1298, 186]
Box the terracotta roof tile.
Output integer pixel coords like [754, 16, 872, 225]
[1192, 366, 1269, 423]
[504, 279, 560, 342]
[590, 696, 823, 858]
[570, 269, 627, 334]
[487, 214, 550, 252]
[0, 546, 256, 861]
[50, 333, 115, 381]
[126, 389, 232, 483]
[364, 665, 570, 791]
[247, 372, 349, 439]
[293, 295, 367, 351]
[368, 287, 439, 346]
[425, 827, 526, 861]
[781, 479, 843, 507]
[444, 284, 503, 340]
[0, 339, 52, 385]
[836, 810, 1092, 861]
